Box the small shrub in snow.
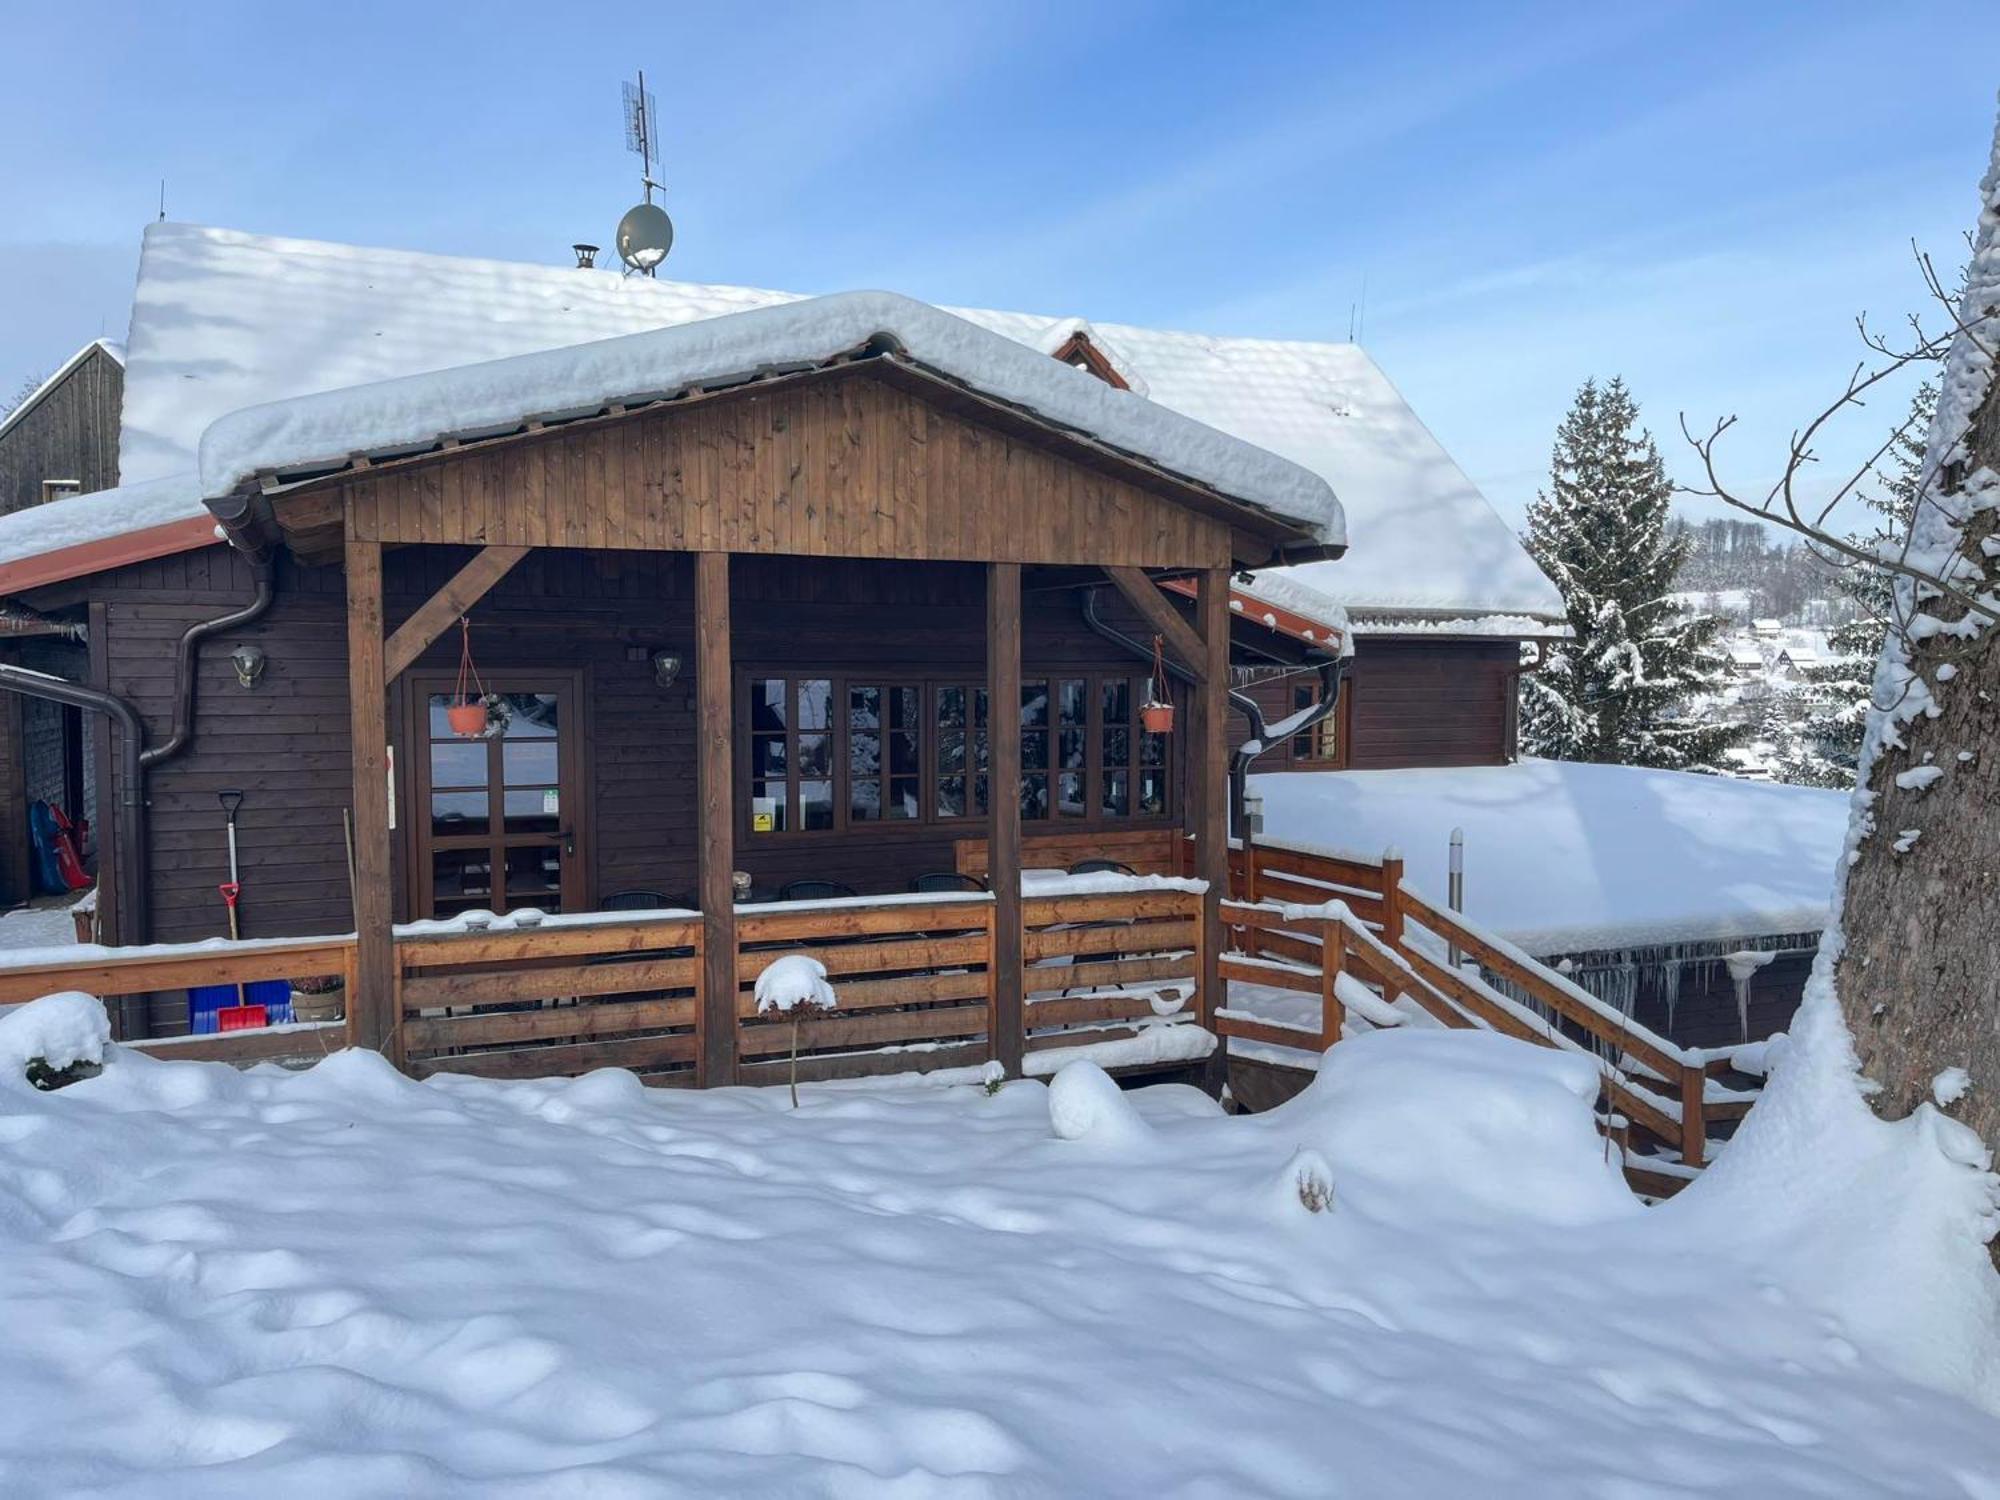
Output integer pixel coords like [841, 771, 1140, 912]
[979, 1060, 1006, 1097]
[754, 954, 838, 1109]
[1285, 1147, 1336, 1214]
[0, 992, 110, 1093]
[1047, 1061, 1150, 1148]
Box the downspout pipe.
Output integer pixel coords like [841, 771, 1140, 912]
[140, 563, 275, 770]
[0, 664, 149, 1035]
[1079, 584, 1345, 837]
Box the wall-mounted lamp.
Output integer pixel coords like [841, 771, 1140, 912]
[650, 649, 684, 690]
[230, 644, 267, 689]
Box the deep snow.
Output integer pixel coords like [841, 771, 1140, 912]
[1, 996, 1996, 1497]
[1251, 758, 1847, 954]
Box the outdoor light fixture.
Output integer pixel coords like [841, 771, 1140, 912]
[230, 644, 267, 689]
[1242, 790, 1265, 836]
[650, 649, 683, 690]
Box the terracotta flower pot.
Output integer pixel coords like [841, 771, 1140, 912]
[446, 702, 489, 737]
[1140, 702, 1175, 734]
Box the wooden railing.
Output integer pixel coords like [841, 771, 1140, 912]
[1024, 887, 1202, 1055]
[1199, 836, 1756, 1189]
[397, 913, 703, 1082]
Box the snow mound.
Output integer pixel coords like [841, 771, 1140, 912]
[0, 992, 110, 1082]
[1047, 1060, 1152, 1148]
[1266, 1028, 1638, 1229]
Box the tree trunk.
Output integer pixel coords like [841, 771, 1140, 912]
[1834, 148, 2000, 1267]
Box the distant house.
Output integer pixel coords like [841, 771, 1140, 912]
[0, 340, 119, 904]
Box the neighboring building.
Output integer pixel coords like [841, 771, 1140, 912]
[0, 340, 119, 904]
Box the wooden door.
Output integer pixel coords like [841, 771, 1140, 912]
[407, 672, 587, 919]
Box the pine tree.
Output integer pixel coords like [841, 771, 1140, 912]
[1781, 380, 1932, 787]
[1521, 378, 1739, 769]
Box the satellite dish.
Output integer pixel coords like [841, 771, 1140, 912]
[616, 202, 674, 273]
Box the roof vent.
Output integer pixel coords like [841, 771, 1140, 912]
[572, 243, 599, 270]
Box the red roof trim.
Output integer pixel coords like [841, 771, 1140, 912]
[0, 514, 220, 594]
[1158, 577, 1343, 651]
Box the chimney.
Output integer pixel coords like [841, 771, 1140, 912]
[572, 243, 599, 270]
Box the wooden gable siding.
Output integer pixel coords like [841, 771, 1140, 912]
[0, 344, 122, 516]
[1225, 637, 1519, 772]
[335, 372, 1237, 570]
[79, 545, 1172, 1028]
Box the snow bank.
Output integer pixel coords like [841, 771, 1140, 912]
[1047, 1059, 1152, 1148]
[0, 1031, 1996, 1491]
[1253, 758, 1846, 954]
[196, 290, 1343, 543]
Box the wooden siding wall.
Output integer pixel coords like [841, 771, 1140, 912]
[73, 545, 1174, 1025]
[334, 372, 1238, 570]
[0, 345, 121, 516]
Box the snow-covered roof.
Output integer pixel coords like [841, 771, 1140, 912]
[1251, 759, 1846, 955]
[112, 223, 1549, 614]
[0, 474, 214, 591]
[196, 291, 1341, 540]
[0, 338, 124, 448]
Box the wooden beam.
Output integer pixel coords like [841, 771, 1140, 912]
[344, 535, 398, 1060]
[988, 561, 1024, 1077]
[1103, 566, 1209, 683]
[1192, 566, 1230, 1073]
[382, 544, 529, 682]
[695, 551, 738, 1088]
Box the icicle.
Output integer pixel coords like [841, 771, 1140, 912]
[1723, 950, 1777, 1042]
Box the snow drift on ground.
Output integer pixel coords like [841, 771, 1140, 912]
[1252, 758, 1847, 953]
[1, 997, 1997, 1496]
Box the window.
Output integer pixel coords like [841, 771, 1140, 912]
[744, 671, 1170, 835]
[41, 479, 82, 504]
[1287, 682, 1343, 767]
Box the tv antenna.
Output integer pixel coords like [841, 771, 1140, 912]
[616, 69, 674, 276]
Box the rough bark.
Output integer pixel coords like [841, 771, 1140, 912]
[1835, 194, 2000, 1267]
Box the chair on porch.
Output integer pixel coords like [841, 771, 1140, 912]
[1067, 859, 1137, 876]
[601, 889, 682, 911]
[779, 879, 858, 902]
[909, 871, 987, 894]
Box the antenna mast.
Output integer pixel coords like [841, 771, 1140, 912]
[614, 69, 675, 277]
[623, 70, 662, 206]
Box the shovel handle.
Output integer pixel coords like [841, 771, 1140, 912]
[218, 789, 244, 819]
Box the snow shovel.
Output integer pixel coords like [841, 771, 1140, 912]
[213, 789, 263, 1026]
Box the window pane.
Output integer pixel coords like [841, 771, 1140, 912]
[849, 685, 881, 731]
[937, 686, 966, 727]
[430, 740, 486, 788]
[1140, 730, 1166, 769]
[889, 729, 919, 779]
[752, 735, 788, 777]
[1020, 683, 1048, 728]
[431, 791, 487, 835]
[503, 845, 563, 904]
[1103, 726, 1130, 769]
[1139, 769, 1168, 816]
[751, 678, 788, 732]
[503, 740, 557, 786]
[1021, 729, 1048, 773]
[797, 679, 833, 731]
[891, 687, 920, 731]
[938, 774, 967, 818]
[1293, 685, 1318, 756]
[502, 787, 560, 832]
[850, 727, 882, 778]
[887, 776, 920, 821]
[751, 781, 787, 833]
[851, 776, 882, 822]
[500, 693, 559, 738]
[1103, 769, 1130, 818]
[1101, 678, 1131, 726]
[974, 689, 989, 728]
[797, 733, 832, 778]
[1020, 775, 1049, 820]
[800, 779, 834, 831]
[1058, 678, 1086, 726]
[432, 849, 493, 910]
[1058, 728, 1085, 770]
[973, 774, 990, 815]
[1057, 769, 1085, 818]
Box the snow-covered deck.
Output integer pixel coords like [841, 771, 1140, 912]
[1251, 759, 1846, 957]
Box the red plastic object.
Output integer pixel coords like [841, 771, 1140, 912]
[217, 1005, 268, 1031]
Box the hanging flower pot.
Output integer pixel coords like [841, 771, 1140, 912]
[447, 616, 493, 739]
[1140, 632, 1176, 734]
[446, 701, 489, 737]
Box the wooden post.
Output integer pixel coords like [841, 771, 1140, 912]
[87, 602, 119, 948]
[344, 535, 398, 1060]
[1379, 848, 1406, 949]
[1192, 567, 1229, 1049]
[695, 551, 738, 1088]
[987, 562, 1024, 1077]
[1679, 1064, 1706, 1169]
[1319, 918, 1345, 1049]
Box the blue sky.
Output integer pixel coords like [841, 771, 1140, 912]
[2, 0, 1995, 527]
